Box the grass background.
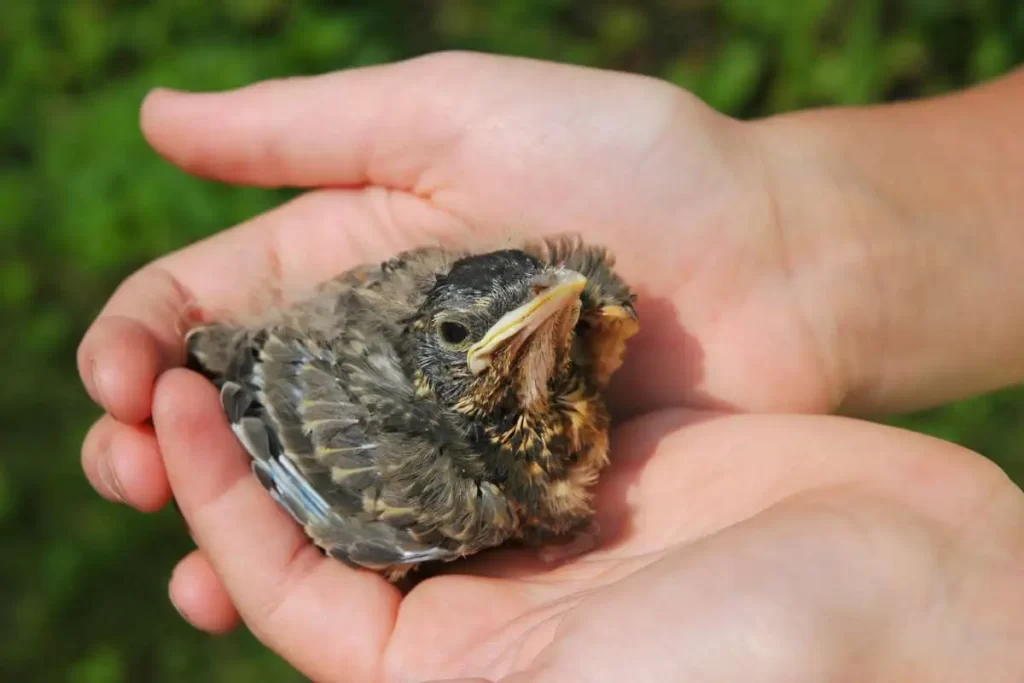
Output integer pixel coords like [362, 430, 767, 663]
[2, 1, 1022, 680]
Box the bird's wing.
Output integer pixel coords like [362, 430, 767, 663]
[186, 256, 516, 571]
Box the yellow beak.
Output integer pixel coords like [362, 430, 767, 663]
[467, 268, 587, 375]
[599, 303, 640, 339]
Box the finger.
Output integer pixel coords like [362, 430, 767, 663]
[152, 368, 399, 682]
[140, 53, 476, 190]
[78, 310, 183, 425]
[81, 416, 121, 503]
[78, 188, 462, 423]
[153, 188, 466, 309]
[169, 549, 240, 634]
[82, 414, 171, 512]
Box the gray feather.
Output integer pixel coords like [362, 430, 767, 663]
[186, 246, 517, 573]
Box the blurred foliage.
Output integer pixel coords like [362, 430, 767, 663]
[1, 0, 1022, 679]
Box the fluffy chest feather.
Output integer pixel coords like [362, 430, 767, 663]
[460, 376, 611, 538]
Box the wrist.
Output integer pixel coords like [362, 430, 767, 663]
[744, 109, 891, 415]
[747, 81, 1024, 415]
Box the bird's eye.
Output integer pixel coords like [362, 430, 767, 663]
[438, 321, 471, 346]
[574, 318, 592, 336]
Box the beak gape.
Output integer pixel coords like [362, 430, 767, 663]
[467, 268, 587, 377]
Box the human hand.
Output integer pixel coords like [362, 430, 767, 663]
[152, 368, 1024, 682]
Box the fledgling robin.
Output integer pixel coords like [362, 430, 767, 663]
[185, 234, 638, 582]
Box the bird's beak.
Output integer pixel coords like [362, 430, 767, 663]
[598, 302, 640, 342]
[588, 302, 640, 387]
[600, 303, 639, 325]
[467, 268, 587, 375]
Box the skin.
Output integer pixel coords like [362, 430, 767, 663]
[77, 52, 1024, 681]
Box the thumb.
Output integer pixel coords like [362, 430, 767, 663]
[139, 52, 483, 190]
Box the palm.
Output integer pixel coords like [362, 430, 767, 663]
[384, 415, 696, 677]
[381, 411, 1018, 682]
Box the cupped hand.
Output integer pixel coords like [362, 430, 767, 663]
[153, 368, 1024, 682]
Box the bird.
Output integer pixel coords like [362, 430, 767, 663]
[184, 234, 638, 582]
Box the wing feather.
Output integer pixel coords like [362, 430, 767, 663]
[186, 249, 517, 573]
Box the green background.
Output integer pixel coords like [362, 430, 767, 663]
[2, 1, 1022, 680]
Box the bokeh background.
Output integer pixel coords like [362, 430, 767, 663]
[2, 1, 1022, 680]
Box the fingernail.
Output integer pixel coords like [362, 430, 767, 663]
[90, 356, 110, 409]
[168, 575, 190, 623]
[82, 354, 100, 405]
[99, 452, 125, 504]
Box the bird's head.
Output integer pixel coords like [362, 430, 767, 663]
[403, 249, 587, 422]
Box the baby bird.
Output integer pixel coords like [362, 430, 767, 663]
[185, 235, 638, 581]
